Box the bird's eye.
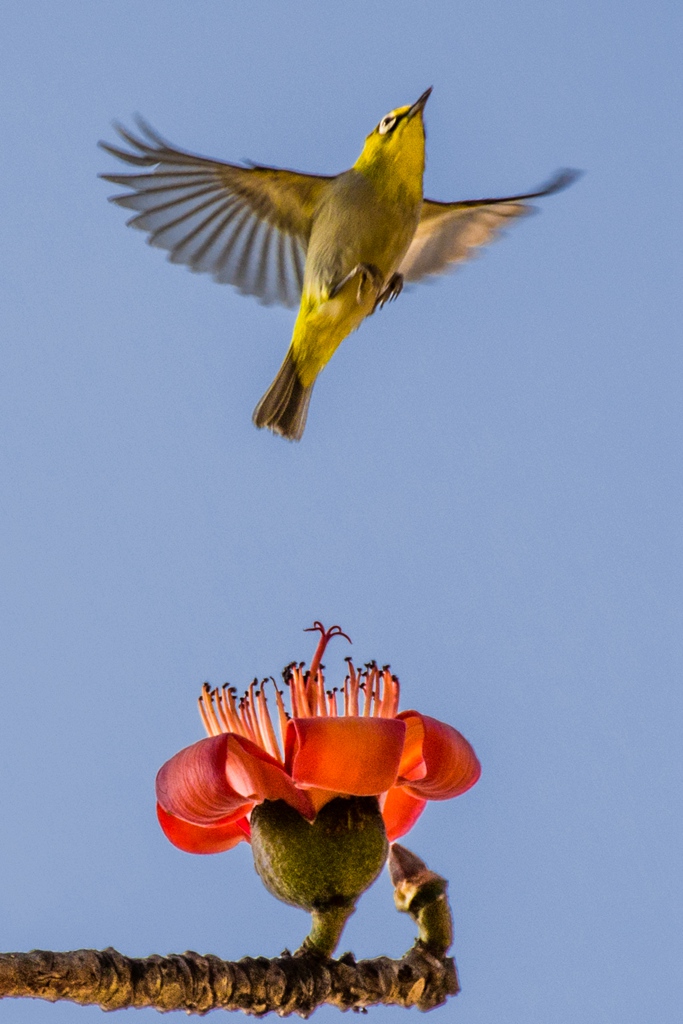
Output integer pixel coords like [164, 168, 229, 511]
[378, 115, 397, 136]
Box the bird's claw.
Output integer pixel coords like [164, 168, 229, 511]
[374, 272, 403, 311]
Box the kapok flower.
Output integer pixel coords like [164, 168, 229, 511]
[156, 623, 480, 856]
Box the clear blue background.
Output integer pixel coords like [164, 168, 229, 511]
[1, 2, 681, 1021]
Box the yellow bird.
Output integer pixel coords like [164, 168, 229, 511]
[101, 90, 578, 440]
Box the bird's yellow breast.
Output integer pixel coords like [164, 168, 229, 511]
[305, 170, 422, 295]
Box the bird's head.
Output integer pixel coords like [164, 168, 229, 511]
[354, 88, 431, 188]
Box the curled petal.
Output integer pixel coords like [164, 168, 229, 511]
[381, 786, 427, 842]
[286, 717, 406, 795]
[156, 734, 314, 826]
[397, 711, 481, 800]
[396, 712, 428, 782]
[157, 803, 250, 854]
[156, 735, 254, 825]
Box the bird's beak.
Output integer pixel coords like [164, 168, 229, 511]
[408, 87, 432, 118]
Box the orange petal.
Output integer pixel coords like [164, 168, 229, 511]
[157, 803, 250, 854]
[396, 712, 428, 782]
[381, 786, 427, 842]
[156, 733, 314, 826]
[397, 711, 481, 800]
[225, 734, 315, 818]
[286, 717, 406, 795]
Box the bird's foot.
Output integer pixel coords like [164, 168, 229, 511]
[374, 272, 403, 311]
[329, 263, 383, 304]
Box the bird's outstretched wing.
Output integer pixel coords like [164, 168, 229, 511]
[399, 169, 580, 283]
[99, 118, 333, 308]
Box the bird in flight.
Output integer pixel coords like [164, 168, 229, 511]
[100, 89, 578, 440]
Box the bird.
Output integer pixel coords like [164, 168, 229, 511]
[100, 89, 579, 440]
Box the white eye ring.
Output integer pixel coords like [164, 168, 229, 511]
[379, 115, 397, 135]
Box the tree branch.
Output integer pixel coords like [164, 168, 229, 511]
[0, 844, 460, 1015]
[0, 943, 458, 1016]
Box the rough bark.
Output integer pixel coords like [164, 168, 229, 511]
[0, 943, 458, 1016]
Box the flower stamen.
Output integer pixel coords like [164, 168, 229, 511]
[198, 683, 221, 736]
[212, 687, 232, 734]
[344, 659, 360, 716]
[362, 664, 375, 717]
[240, 693, 259, 746]
[327, 688, 339, 717]
[224, 686, 245, 735]
[247, 680, 267, 750]
[257, 681, 283, 762]
[379, 669, 400, 718]
[273, 680, 290, 759]
[288, 663, 312, 718]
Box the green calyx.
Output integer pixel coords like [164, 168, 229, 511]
[250, 796, 389, 957]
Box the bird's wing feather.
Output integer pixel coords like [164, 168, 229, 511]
[399, 169, 580, 283]
[99, 118, 333, 308]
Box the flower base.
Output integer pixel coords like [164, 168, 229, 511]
[250, 796, 389, 956]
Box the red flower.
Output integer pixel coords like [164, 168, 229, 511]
[156, 624, 480, 854]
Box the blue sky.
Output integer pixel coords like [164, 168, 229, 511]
[1, 2, 681, 1021]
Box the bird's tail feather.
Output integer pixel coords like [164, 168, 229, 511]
[252, 349, 314, 441]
